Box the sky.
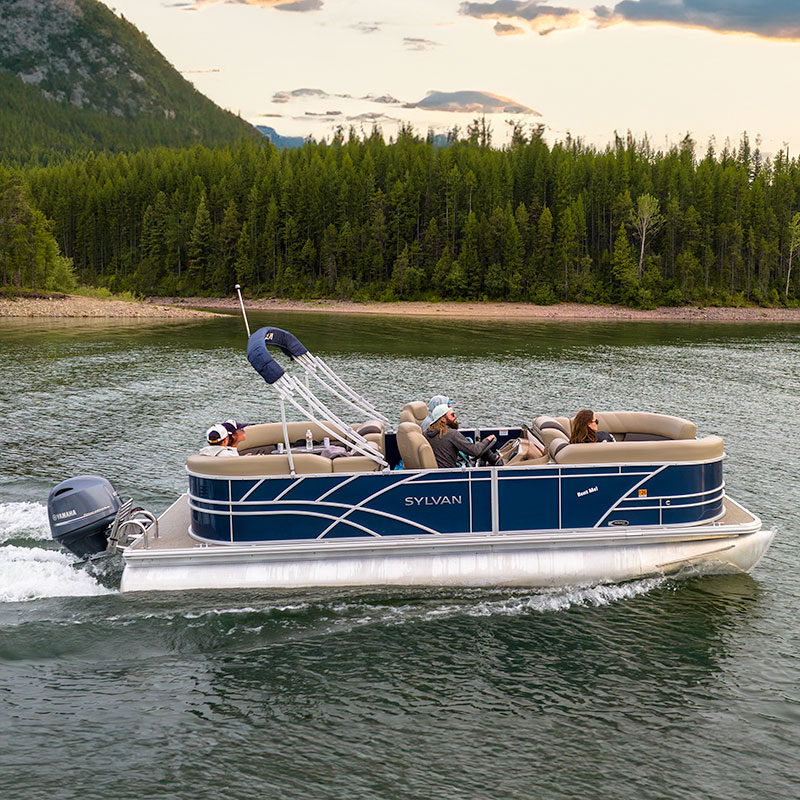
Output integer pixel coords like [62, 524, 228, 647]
[107, 0, 800, 156]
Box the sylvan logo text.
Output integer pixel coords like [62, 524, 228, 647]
[404, 496, 463, 507]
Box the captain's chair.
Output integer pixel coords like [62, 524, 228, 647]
[399, 401, 428, 426]
[396, 421, 437, 470]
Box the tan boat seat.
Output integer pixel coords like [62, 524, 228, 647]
[239, 419, 385, 455]
[594, 411, 696, 441]
[550, 434, 724, 464]
[399, 401, 429, 426]
[396, 421, 437, 470]
[534, 416, 571, 447]
[186, 452, 334, 476]
[332, 456, 382, 473]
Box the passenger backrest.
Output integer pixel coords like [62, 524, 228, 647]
[534, 415, 571, 447]
[355, 419, 386, 454]
[239, 420, 385, 454]
[396, 421, 438, 470]
[594, 411, 696, 440]
[399, 401, 428, 426]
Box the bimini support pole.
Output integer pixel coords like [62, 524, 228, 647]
[275, 376, 386, 465]
[247, 326, 388, 466]
[279, 395, 295, 475]
[235, 284, 251, 338]
[294, 353, 390, 425]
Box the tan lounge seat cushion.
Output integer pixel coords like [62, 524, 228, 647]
[535, 411, 697, 445]
[549, 434, 724, 464]
[240, 420, 385, 455]
[595, 411, 696, 440]
[187, 452, 334, 476]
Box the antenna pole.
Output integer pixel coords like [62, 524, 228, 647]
[235, 284, 251, 337]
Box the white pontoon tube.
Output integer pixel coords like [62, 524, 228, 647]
[247, 327, 388, 466]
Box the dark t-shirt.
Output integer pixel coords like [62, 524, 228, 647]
[424, 427, 490, 469]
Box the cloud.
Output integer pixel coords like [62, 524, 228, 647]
[459, 1, 584, 35]
[592, 1, 800, 40]
[494, 21, 525, 35]
[403, 37, 441, 51]
[346, 112, 402, 124]
[407, 90, 540, 115]
[361, 94, 403, 105]
[269, 88, 539, 117]
[175, 0, 323, 12]
[351, 21, 382, 34]
[272, 88, 330, 103]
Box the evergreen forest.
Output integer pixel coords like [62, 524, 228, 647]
[5, 124, 800, 308]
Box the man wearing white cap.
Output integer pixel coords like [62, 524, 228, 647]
[424, 404, 500, 468]
[421, 395, 452, 433]
[199, 424, 241, 457]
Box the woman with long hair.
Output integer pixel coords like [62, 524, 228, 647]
[570, 409, 599, 444]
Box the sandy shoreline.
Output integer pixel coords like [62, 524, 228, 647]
[153, 296, 800, 323]
[0, 294, 216, 319]
[2, 293, 800, 321]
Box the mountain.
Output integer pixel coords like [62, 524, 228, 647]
[255, 126, 307, 150]
[0, 0, 259, 162]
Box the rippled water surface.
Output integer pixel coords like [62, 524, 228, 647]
[1, 313, 798, 799]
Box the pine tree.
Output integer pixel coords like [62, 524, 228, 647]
[187, 192, 213, 292]
[611, 222, 639, 305]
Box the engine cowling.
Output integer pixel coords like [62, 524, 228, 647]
[48, 476, 121, 559]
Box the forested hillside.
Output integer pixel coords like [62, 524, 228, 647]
[0, 0, 258, 163]
[16, 126, 799, 307]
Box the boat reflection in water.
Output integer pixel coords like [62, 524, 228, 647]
[48, 326, 774, 593]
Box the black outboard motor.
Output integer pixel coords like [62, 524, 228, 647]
[48, 476, 121, 559]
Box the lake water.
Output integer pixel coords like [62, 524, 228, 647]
[1, 312, 798, 799]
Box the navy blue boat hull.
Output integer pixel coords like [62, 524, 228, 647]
[187, 459, 724, 544]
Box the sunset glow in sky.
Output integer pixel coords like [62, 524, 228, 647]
[108, 0, 800, 154]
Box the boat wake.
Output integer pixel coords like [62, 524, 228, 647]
[314, 578, 669, 630]
[0, 499, 672, 607]
[0, 501, 113, 602]
[0, 500, 50, 543]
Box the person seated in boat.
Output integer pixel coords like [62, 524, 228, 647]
[222, 419, 248, 448]
[569, 410, 616, 444]
[424, 404, 501, 468]
[421, 395, 452, 432]
[199, 423, 242, 457]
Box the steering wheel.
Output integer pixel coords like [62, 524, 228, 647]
[471, 438, 499, 467]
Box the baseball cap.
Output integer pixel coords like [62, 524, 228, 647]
[427, 395, 451, 412]
[206, 424, 229, 444]
[430, 403, 451, 424]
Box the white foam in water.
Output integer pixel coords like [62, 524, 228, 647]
[461, 577, 668, 616]
[321, 578, 668, 631]
[0, 545, 113, 602]
[0, 501, 50, 543]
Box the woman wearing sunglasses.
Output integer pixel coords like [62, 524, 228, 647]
[570, 410, 616, 444]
